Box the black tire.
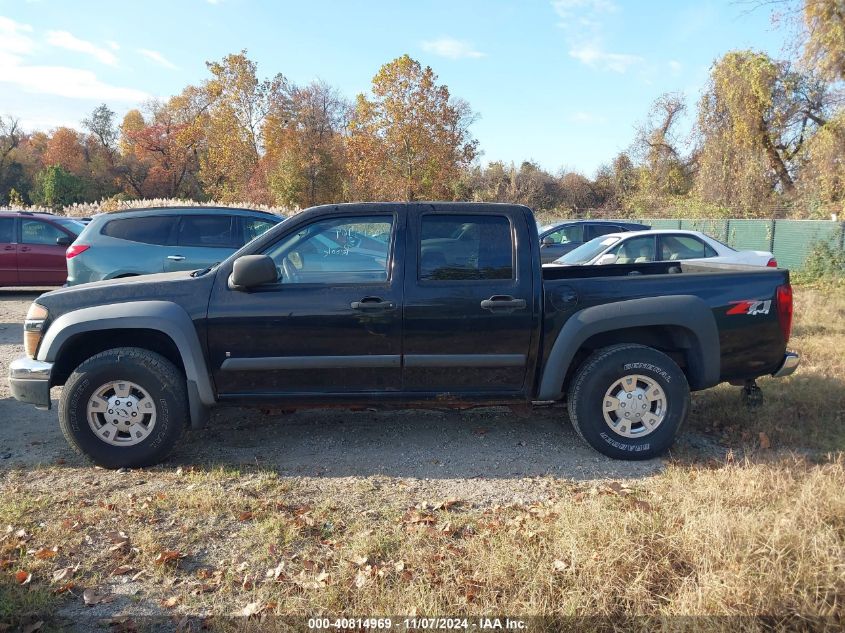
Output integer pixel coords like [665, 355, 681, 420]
[59, 347, 187, 468]
[567, 344, 690, 460]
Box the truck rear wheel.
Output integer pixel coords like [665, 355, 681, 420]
[59, 347, 187, 468]
[567, 344, 689, 460]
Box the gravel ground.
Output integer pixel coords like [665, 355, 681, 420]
[0, 288, 668, 505]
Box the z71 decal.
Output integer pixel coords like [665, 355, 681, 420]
[726, 299, 771, 316]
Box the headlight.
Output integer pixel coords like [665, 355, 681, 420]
[24, 303, 48, 358]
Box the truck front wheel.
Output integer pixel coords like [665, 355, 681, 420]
[567, 344, 690, 460]
[58, 347, 188, 468]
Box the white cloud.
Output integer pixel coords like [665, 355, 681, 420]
[422, 37, 485, 60]
[46, 30, 118, 66]
[669, 60, 682, 74]
[0, 16, 36, 56]
[569, 111, 607, 124]
[552, 0, 617, 19]
[551, 0, 642, 74]
[569, 46, 643, 73]
[0, 51, 149, 102]
[137, 48, 177, 70]
[107, 40, 120, 51]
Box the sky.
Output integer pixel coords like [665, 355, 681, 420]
[0, 0, 792, 176]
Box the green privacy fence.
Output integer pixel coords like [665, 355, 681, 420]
[633, 218, 845, 271]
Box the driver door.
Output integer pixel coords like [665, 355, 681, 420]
[206, 210, 405, 397]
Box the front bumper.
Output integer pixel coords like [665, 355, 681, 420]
[8, 357, 53, 410]
[772, 351, 800, 378]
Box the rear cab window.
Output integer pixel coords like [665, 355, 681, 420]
[419, 214, 514, 281]
[101, 216, 179, 245]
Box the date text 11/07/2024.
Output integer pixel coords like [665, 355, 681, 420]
[307, 617, 528, 630]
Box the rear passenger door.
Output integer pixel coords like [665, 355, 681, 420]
[402, 208, 534, 395]
[163, 214, 238, 272]
[0, 217, 17, 285]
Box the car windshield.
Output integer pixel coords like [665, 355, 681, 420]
[556, 236, 620, 264]
[53, 218, 86, 235]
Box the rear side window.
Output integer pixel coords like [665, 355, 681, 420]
[178, 215, 235, 248]
[660, 235, 716, 260]
[420, 215, 513, 281]
[586, 224, 621, 240]
[241, 217, 277, 245]
[102, 216, 178, 246]
[0, 218, 13, 243]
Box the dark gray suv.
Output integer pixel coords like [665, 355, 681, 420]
[538, 220, 650, 263]
[66, 207, 283, 285]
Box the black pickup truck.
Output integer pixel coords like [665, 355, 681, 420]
[9, 203, 799, 468]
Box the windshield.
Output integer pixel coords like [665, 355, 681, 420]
[54, 218, 86, 235]
[556, 236, 620, 265]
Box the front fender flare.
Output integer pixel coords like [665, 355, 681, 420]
[537, 295, 720, 400]
[38, 301, 215, 411]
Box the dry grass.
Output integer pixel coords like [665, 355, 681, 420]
[1, 287, 844, 629]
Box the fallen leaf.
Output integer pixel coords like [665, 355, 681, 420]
[15, 570, 31, 585]
[552, 559, 569, 573]
[354, 570, 370, 588]
[759, 432, 771, 450]
[111, 565, 135, 576]
[155, 551, 185, 565]
[631, 499, 653, 512]
[394, 560, 405, 573]
[241, 602, 264, 617]
[21, 622, 43, 633]
[238, 511, 254, 521]
[52, 567, 74, 582]
[350, 555, 368, 566]
[33, 547, 58, 560]
[53, 582, 75, 595]
[83, 588, 113, 606]
[161, 596, 180, 609]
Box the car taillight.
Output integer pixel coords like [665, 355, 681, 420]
[776, 283, 793, 342]
[766, 258, 778, 267]
[66, 244, 90, 259]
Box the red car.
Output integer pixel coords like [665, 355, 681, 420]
[0, 211, 86, 286]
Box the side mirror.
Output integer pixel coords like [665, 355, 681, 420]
[230, 255, 277, 289]
[541, 237, 555, 247]
[595, 253, 617, 265]
[56, 235, 72, 247]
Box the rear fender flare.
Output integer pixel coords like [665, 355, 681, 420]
[537, 295, 720, 400]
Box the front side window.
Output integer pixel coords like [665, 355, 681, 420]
[420, 214, 513, 281]
[21, 220, 66, 245]
[610, 236, 656, 264]
[660, 235, 716, 260]
[264, 216, 393, 284]
[178, 215, 235, 248]
[102, 216, 178, 246]
[544, 224, 583, 245]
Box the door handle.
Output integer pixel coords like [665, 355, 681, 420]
[3, 246, 14, 251]
[167, 255, 186, 261]
[480, 295, 527, 311]
[351, 297, 395, 311]
[20, 247, 31, 252]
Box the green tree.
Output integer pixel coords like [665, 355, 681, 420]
[32, 165, 85, 210]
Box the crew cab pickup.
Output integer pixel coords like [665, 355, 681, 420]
[8, 203, 799, 468]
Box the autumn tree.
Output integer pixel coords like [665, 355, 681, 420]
[199, 51, 288, 203]
[0, 116, 23, 204]
[263, 80, 348, 208]
[119, 87, 210, 199]
[802, 0, 845, 81]
[695, 50, 830, 212]
[347, 54, 478, 201]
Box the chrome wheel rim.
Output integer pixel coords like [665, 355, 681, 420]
[86, 381, 157, 447]
[602, 374, 667, 438]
